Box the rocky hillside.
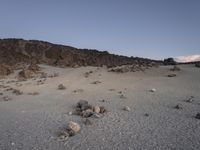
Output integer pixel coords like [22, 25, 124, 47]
[0, 38, 162, 68]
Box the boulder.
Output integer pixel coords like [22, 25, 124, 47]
[164, 58, 177, 65]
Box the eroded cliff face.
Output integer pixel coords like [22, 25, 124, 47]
[0, 38, 162, 68]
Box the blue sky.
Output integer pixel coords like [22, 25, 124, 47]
[0, 0, 200, 60]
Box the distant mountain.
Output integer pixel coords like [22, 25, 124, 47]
[0, 38, 162, 67]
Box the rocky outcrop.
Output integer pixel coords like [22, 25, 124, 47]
[108, 62, 157, 73]
[18, 64, 40, 79]
[0, 38, 162, 68]
[0, 64, 13, 76]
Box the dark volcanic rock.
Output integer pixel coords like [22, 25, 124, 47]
[164, 58, 177, 65]
[168, 74, 177, 77]
[195, 113, 200, 119]
[0, 38, 162, 68]
[195, 62, 200, 68]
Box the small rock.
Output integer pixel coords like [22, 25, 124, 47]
[3, 96, 12, 101]
[99, 99, 106, 102]
[58, 84, 66, 90]
[58, 131, 69, 140]
[144, 113, 149, 117]
[195, 113, 200, 119]
[108, 89, 115, 91]
[82, 111, 93, 118]
[0, 92, 3, 95]
[123, 106, 130, 111]
[67, 121, 81, 133]
[99, 106, 107, 113]
[73, 89, 84, 93]
[68, 111, 73, 115]
[53, 72, 59, 77]
[186, 96, 194, 103]
[76, 100, 89, 108]
[168, 74, 176, 77]
[93, 106, 100, 113]
[76, 100, 92, 111]
[67, 129, 76, 137]
[91, 81, 101, 84]
[118, 91, 122, 94]
[174, 104, 183, 109]
[119, 94, 126, 99]
[150, 88, 156, 92]
[28, 92, 39, 95]
[81, 104, 93, 111]
[13, 89, 23, 95]
[11, 142, 15, 146]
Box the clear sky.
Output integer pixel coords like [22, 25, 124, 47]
[0, 0, 200, 61]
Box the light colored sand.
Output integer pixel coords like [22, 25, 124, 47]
[0, 64, 200, 150]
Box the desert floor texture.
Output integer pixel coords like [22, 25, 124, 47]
[0, 64, 200, 150]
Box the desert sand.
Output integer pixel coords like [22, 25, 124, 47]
[0, 64, 200, 150]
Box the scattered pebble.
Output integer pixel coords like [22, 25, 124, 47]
[13, 89, 23, 95]
[185, 96, 194, 103]
[58, 84, 66, 90]
[11, 142, 15, 146]
[58, 131, 69, 140]
[2, 96, 12, 101]
[99, 106, 107, 113]
[195, 113, 200, 119]
[150, 88, 156, 92]
[108, 89, 115, 91]
[123, 106, 130, 111]
[93, 106, 100, 113]
[91, 81, 101, 84]
[28, 92, 40, 95]
[174, 104, 183, 109]
[119, 94, 127, 99]
[75, 100, 107, 118]
[168, 74, 177, 77]
[99, 99, 106, 102]
[73, 89, 84, 93]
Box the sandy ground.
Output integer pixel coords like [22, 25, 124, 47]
[0, 64, 200, 150]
